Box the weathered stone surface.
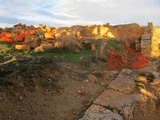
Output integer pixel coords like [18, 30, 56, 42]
[79, 104, 124, 120]
[141, 39, 150, 48]
[117, 69, 139, 79]
[141, 34, 151, 40]
[108, 78, 136, 94]
[93, 90, 143, 111]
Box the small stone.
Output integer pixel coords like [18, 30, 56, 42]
[100, 82, 106, 86]
[47, 77, 52, 82]
[19, 96, 23, 101]
[83, 79, 89, 83]
[8, 115, 12, 119]
[78, 90, 88, 95]
[59, 89, 63, 94]
[87, 74, 98, 82]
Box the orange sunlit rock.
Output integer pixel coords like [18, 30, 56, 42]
[100, 26, 109, 37]
[92, 26, 115, 38]
[15, 43, 28, 50]
[151, 27, 160, 57]
[92, 27, 98, 35]
[0, 32, 14, 43]
[45, 32, 55, 39]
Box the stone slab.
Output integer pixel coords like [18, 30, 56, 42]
[79, 104, 124, 120]
[93, 89, 143, 111]
[108, 78, 136, 94]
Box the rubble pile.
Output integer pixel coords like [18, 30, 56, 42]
[0, 23, 145, 52]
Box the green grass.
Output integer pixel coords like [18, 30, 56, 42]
[31, 50, 95, 63]
[0, 39, 124, 63]
[0, 42, 96, 63]
[105, 40, 124, 52]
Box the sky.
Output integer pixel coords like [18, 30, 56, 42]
[0, 0, 160, 28]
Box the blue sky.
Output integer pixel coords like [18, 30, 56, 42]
[0, 0, 160, 28]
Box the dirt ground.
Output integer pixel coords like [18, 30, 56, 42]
[1, 56, 160, 120]
[0, 56, 109, 120]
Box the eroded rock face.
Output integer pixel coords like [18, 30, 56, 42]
[79, 104, 124, 120]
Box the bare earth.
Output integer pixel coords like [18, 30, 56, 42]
[0, 56, 108, 120]
[1, 56, 160, 120]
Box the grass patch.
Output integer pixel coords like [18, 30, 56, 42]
[106, 40, 124, 52]
[0, 42, 96, 63]
[31, 50, 95, 63]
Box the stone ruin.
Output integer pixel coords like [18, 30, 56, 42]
[0, 22, 160, 57]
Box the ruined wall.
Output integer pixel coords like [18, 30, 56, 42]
[55, 23, 143, 41]
[2, 23, 159, 53]
[140, 23, 153, 55]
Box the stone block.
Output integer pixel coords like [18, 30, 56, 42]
[141, 39, 150, 48]
[93, 90, 143, 111]
[141, 34, 151, 40]
[108, 78, 136, 94]
[79, 104, 124, 120]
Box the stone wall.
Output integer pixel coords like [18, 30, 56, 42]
[140, 22, 153, 55]
[139, 22, 160, 57]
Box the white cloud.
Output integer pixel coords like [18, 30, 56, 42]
[0, 0, 159, 27]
